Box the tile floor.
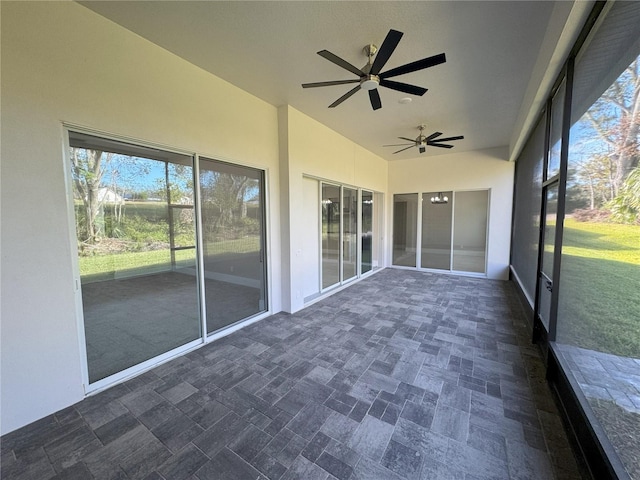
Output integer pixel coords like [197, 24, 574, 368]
[1, 269, 584, 479]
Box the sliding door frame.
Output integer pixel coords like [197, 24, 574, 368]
[64, 125, 272, 394]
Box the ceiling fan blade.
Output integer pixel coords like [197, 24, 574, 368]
[380, 52, 446, 79]
[398, 137, 416, 142]
[383, 143, 414, 147]
[434, 135, 464, 142]
[393, 145, 416, 154]
[370, 29, 403, 75]
[302, 79, 360, 88]
[317, 50, 364, 77]
[369, 89, 382, 110]
[426, 132, 443, 141]
[427, 142, 454, 149]
[328, 85, 361, 108]
[379, 79, 427, 96]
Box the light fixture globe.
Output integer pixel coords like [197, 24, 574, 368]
[360, 75, 380, 91]
[430, 192, 449, 204]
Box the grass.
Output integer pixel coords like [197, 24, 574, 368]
[80, 249, 195, 282]
[80, 237, 260, 280]
[557, 218, 640, 358]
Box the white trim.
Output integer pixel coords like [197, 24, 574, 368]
[85, 338, 203, 394]
[62, 125, 91, 393]
[194, 153, 208, 338]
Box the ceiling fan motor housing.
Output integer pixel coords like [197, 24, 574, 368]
[360, 75, 380, 90]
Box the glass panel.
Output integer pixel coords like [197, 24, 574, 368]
[69, 132, 199, 383]
[392, 193, 418, 267]
[453, 190, 488, 273]
[512, 115, 545, 301]
[361, 190, 373, 274]
[421, 191, 452, 270]
[556, 3, 640, 474]
[322, 184, 341, 288]
[538, 184, 558, 329]
[200, 158, 267, 333]
[547, 80, 565, 179]
[342, 187, 358, 281]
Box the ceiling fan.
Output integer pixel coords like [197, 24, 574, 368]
[384, 125, 464, 154]
[302, 29, 446, 110]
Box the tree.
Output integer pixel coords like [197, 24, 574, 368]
[608, 166, 640, 224]
[200, 172, 256, 236]
[70, 148, 113, 243]
[584, 57, 640, 198]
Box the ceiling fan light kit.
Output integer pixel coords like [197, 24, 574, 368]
[302, 29, 445, 110]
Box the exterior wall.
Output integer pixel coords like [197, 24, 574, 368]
[0, 2, 281, 434]
[279, 106, 389, 313]
[388, 147, 515, 280]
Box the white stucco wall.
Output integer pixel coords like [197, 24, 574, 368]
[0, 2, 281, 434]
[388, 147, 515, 280]
[279, 106, 389, 312]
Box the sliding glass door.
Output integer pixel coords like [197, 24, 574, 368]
[361, 190, 373, 274]
[421, 191, 453, 269]
[322, 184, 341, 289]
[393, 193, 418, 267]
[69, 132, 201, 384]
[452, 190, 488, 273]
[199, 158, 267, 333]
[394, 190, 489, 274]
[70, 132, 269, 386]
[342, 187, 358, 282]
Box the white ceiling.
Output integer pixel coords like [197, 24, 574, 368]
[80, 1, 573, 161]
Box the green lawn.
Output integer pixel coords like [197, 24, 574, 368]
[80, 237, 260, 280]
[557, 218, 640, 358]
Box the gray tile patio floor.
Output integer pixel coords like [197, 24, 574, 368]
[1, 269, 584, 479]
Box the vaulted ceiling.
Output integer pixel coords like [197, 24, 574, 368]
[80, 1, 591, 161]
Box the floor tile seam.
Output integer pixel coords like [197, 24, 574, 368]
[40, 424, 102, 474]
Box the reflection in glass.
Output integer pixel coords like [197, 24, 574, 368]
[361, 191, 373, 274]
[453, 190, 488, 273]
[69, 132, 199, 383]
[343, 187, 358, 281]
[421, 192, 452, 270]
[393, 194, 418, 267]
[199, 158, 267, 333]
[322, 184, 341, 288]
